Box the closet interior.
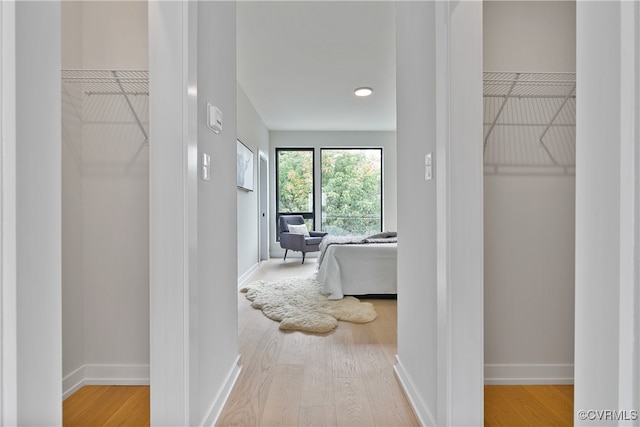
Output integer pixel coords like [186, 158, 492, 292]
[483, 0, 576, 390]
[61, 1, 149, 401]
[62, 70, 149, 143]
[484, 72, 576, 174]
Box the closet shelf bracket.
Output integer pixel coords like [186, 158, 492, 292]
[483, 72, 576, 171]
[537, 84, 576, 165]
[112, 71, 149, 144]
[484, 73, 520, 156]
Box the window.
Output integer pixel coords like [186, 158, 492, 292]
[275, 148, 315, 236]
[276, 147, 383, 237]
[321, 149, 382, 236]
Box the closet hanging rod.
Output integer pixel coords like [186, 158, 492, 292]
[482, 122, 575, 127]
[85, 92, 148, 96]
[484, 94, 576, 99]
[484, 78, 575, 84]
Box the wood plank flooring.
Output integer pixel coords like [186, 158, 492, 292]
[217, 299, 418, 427]
[63, 385, 149, 426]
[62, 259, 574, 426]
[485, 385, 574, 426]
[62, 383, 574, 427]
[217, 258, 417, 427]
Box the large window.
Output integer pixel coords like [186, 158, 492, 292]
[321, 149, 382, 236]
[276, 147, 383, 237]
[276, 148, 315, 235]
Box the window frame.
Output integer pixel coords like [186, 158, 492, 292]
[275, 147, 316, 239]
[320, 147, 383, 235]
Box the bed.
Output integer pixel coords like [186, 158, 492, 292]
[315, 234, 397, 300]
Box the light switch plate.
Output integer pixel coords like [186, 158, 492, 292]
[202, 153, 211, 181]
[425, 153, 433, 181]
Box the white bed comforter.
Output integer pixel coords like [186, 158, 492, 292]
[315, 242, 397, 300]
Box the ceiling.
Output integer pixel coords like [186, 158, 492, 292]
[237, 1, 396, 131]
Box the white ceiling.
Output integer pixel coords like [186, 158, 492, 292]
[237, 1, 396, 131]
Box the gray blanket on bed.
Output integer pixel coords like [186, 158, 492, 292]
[316, 231, 397, 267]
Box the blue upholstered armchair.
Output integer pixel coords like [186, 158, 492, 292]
[278, 215, 328, 264]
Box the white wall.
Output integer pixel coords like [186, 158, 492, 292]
[149, 1, 240, 424]
[15, 1, 62, 423]
[395, 2, 438, 423]
[439, 2, 484, 423]
[484, 176, 575, 383]
[268, 130, 397, 257]
[483, 1, 577, 384]
[148, 1, 194, 421]
[61, 0, 150, 393]
[81, 1, 148, 70]
[0, 2, 18, 423]
[237, 84, 269, 281]
[395, 2, 484, 425]
[196, 2, 240, 424]
[575, 1, 640, 424]
[81, 93, 149, 376]
[61, 0, 85, 394]
[61, 0, 84, 394]
[61, 1, 82, 69]
[484, 1, 576, 73]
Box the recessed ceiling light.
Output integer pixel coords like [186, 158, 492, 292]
[354, 87, 373, 97]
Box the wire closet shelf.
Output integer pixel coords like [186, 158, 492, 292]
[61, 69, 149, 144]
[483, 72, 576, 175]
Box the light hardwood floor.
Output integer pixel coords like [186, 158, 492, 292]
[63, 258, 574, 426]
[217, 258, 418, 427]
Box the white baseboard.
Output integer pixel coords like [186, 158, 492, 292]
[84, 364, 150, 385]
[394, 355, 436, 427]
[484, 363, 574, 385]
[238, 262, 261, 289]
[200, 355, 242, 427]
[63, 364, 150, 399]
[63, 365, 86, 400]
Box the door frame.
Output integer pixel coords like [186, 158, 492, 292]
[0, 1, 18, 423]
[258, 150, 269, 261]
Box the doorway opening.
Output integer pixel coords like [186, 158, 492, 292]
[482, 2, 576, 425]
[60, 1, 150, 424]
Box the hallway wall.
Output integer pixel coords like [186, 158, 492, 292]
[395, 2, 484, 425]
[237, 84, 269, 282]
[149, 2, 240, 424]
[13, 1, 62, 423]
[575, 1, 640, 423]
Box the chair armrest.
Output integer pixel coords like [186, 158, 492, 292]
[280, 232, 306, 251]
[309, 231, 328, 238]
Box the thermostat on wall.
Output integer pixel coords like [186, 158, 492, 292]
[207, 102, 222, 134]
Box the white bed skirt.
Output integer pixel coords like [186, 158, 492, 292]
[315, 243, 397, 300]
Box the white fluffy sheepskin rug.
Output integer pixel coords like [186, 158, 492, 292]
[240, 277, 377, 334]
